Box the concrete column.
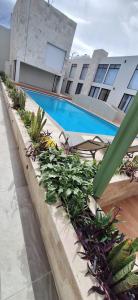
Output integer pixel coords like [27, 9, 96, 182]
[15, 60, 20, 82]
[56, 75, 64, 94]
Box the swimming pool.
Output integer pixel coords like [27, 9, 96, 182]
[25, 89, 118, 136]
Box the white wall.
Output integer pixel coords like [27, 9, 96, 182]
[63, 49, 108, 95]
[0, 26, 10, 71]
[100, 56, 138, 107]
[72, 94, 124, 123]
[63, 49, 138, 111]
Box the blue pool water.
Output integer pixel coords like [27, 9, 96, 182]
[25, 89, 118, 136]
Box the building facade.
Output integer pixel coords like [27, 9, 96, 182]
[0, 25, 10, 72]
[62, 49, 138, 113]
[7, 0, 76, 93]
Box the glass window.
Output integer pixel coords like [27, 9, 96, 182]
[75, 83, 83, 94]
[80, 64, 89, 80]
[69, 64, 77, 78]
[104, 64, 121, 85]
[94, 64, 108, 83]
[128, 66, 138, 90]
[98, 88, 110, 102]
[65, 80, 72, 94]
[118, 94, 134, 113]
[88, 86, 100, 98]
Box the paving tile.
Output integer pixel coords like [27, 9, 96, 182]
[16, 186, 51, 281]
[4, 284, 35, 300]
[32, 273, 59, 300]
[0, 189, 32, 299]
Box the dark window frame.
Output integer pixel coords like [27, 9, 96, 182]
[88, 86, 100, 98]
[75, 83, 83, 94]
[118, 93, 134, 113]
[98, 88, 110, 102]
[65, 80, 72, 94]
[128, 65, 138, 90]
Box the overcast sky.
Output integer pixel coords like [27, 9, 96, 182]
[1, 0, 138, 57]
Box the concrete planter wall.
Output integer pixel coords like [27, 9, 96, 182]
[1, 81, 103, 300]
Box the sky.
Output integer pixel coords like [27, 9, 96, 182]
[1, 0, 138, 57]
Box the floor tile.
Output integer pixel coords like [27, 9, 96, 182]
[16, 186, 51, 281]
[32, 273, 59, 300]
[4, 284, 35, 300]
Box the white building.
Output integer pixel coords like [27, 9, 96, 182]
[0, 25, 10, 72]
[62, 49, 138, 113]
[6, 0, 76, 93]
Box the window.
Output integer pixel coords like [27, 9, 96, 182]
[75, 83, 83, 94]
[69, 64, 77, 78]
[94, 64, 108, 83]
[88, 86, 100, 98]
[128, 66, 138, 90]
[118, 94, 134, 113]
[98, 88, 110, 102]
[104, 64, 121, 85]
[80, 64, 89, 80]
[65, 80, 72, 94]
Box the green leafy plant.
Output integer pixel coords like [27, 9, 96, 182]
[38, 148, 99, 220]
[26, 132, 56, 161]
[108, 238, 138, 295]
[28, 107, 47, 142]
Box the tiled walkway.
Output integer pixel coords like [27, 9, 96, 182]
[0, 88, 59, 299]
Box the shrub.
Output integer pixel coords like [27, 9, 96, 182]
[5, 78, 15, 90]
[28, 107, 47, 142]
[18, 109, 32, 128]
[0, 71, 7, 83]
[9, 87, 26, 110]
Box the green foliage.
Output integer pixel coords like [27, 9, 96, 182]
[18, 90, 26, 110]
[28, 107, 47, 142]
[9, 87, 20, 109]
[5, 78, 15, 90]
[107, 238, 138, 295]
[18, 109, 32, 128]
[89, 208, 121, 243]
[38, 148, 100, 220]
[1, 73, 26, 110]
[0, 71, 7, 83]
[117, 156, 138, 180]
[113, 270, 138, 294]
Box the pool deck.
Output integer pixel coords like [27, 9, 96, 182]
[0, 86, 59, 299]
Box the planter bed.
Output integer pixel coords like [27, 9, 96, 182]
[1, 81, 103, 300]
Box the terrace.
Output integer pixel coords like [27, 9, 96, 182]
[1, 73, 138, 300]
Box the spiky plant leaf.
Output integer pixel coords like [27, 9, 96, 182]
[112, 254, 136, 284]
[113, 271, 138, 294]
